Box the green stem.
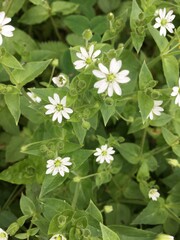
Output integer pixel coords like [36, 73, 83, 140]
[147, 55, 161, 69]
[4, 0, 13, 15]
[2, 185, 24, 210]
[79, 173, 99, 180]
[71, 183, 80, 210]
[140, 128, 147, 156]
[48, 65, 56, 87]
[50, 17, 61, 41]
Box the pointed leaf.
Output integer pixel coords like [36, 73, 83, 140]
[100, 223, 120, 240]
[138, 91, 154, 123]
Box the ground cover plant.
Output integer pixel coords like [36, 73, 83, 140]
[0, 0, 180, 239]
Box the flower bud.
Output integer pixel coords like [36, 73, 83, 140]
[107, 12, 114, 22]
[73, 176, 81, 183]
[155, 233, 174, 240]
[51, 59, 59, 67]
[82, 29, 93, 41]
[82, 120, 91, 130]
[104, 205, 113, 213]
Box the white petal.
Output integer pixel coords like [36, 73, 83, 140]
[92, 49, 101, 59]
[74, 60, 86, 70]
[80, 47, 88, 58]
[76, 52, 86, 60]
[98, 63, 109, 74]
[155, 17, 161, 23]
[154, 23, 161, 29]
[166, 23, 175, 33]
[160, 26, 166, 36]
[61, 96, 66, 106]
[93, 70, 106, 79]
[110, 58, 122, 74]
[1, 25, 15, 36]
[88, 45, 94, 57]
[94, 79, 107, 88]
[64, 107, 73, 113]
[1, 17, 11, 25]
[45, 108, 56, 115]
[62, 110, 70, 119]
[113, 82, 122, 95]
[0, 12, 5, 24]
[52, 111, 59, 121]
[57, 113, 63, 123]
[54, 93, 60, 103]
[107, 84, 114, 97]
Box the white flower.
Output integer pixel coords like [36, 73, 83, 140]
[153, 8, 175, 36]
[52, 73, 68, 87]
[93, 58, 130, 97]
[0, 228, 8, 240]
[0, 11, 15, 45]
[49, 234, 67, 240]
[27, 91, 41, 103]
[44, 94, 73, 124]
[73, 44, 101, 70]
[46, 156, 72, 177]
[147, 100, 164, 120]
[155, 233, 174, 240]
[94, 144, 115, 164]
[148, 188, 160, 201]
[171, 78, 180, 106]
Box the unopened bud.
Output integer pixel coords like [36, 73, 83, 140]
[155, 233, 174, 240]
[51, 59, 59, 67]
[104, 205, 113, 213]
[82, 29, 93, 41]
[107, 12, 114, 22]
[73, 176, 81, 182]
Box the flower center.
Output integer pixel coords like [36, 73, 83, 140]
[85, 57, 92, 65]
[102, 150, 107, 156]
[161, 18, 167, 26]
[54, 159, 61, 167]
[107, 73, 115, 82]
[59, 76, 65, 84]
[0, 232, 7, 238]
[56, 104, 64, 111]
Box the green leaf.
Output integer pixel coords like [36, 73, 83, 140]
[39, 174, 68, 198]
[0, 158, 41, 184]
[97, 0, 121, 13]
[132, 200, 168, 225]
[19, 6, 49, 25]
[64, 15, 90, 35]
[148, 24, 169, 52]
[110, 225, 156, 240]
[86, 200, 103, 223]
[131, 31, 145, 53]
[139, 61, 153, 90]
[42, 198, 72, 220]
[11, 59, 51, 87]
[100, 102, 116, 126]
[130, 0, 141, 29]
[20, 194, 36, 216]
[4, 93, 21, 125]
[91, 16, 108, 35]
[138, 91, 154, 123]
[100, 223, 120, 240]
[51, 1, 79, 15]
[150, 113, 172, 127]
[4, 0, 26, 17]
[72, 122, 87, 145]
[0, 49, 23, 69]
[162, 55, 179, 87]
[116, 143, 141, 164]
[71, 149, 93, 170]
[162, 128, 179, 146]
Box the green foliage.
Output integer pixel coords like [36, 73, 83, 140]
[0, 0, 180, 239]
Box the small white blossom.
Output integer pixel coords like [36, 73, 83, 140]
[0, 11, 15, 45]
[147, 100, 164, 120]
[93, 58, 130, 97]
[171, 78, 180, 106]
[73, 44, 101, 70]
[155, 233, 174, 240]
[148, 188, 160, 201]
[154, 8, 175, 36]
[49, 234, 67, 240]
[94, 144, 115, 164]
[27, 91, 41, 103]
[52, 73, 68, 87]
[0, 228, 8, 240]
[46, 156, 72, 177]
[44, 94, 73, 124]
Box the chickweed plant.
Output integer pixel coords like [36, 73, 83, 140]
[0, 0, 180, 239]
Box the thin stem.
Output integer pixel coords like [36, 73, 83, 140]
[140, 128, 147, 156]
[50, 17, 61, 41]
[4, 0, 13, 15]
[79, 173, 99, 180]
[147, 55, 161, 69]
[71, 183, 80, 210]
[48, 65, 56, 87]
